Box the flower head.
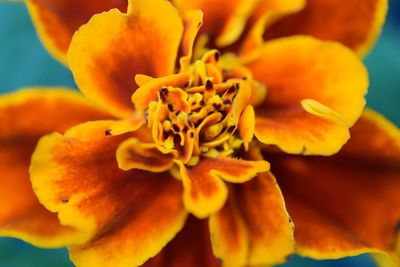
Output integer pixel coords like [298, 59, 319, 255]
[1, 0, 399, 267]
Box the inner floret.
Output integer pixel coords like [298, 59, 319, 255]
[132, 50, 265, 165]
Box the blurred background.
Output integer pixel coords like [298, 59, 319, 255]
[0, 1, 399, 267]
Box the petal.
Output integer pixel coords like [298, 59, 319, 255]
[239, 0, 306, 57]
[116, 137, 174, 172]
[266, 109, 400, 264]
[209, 190, 249, 267]
[30, 120, 187, 266]
[179, 9, 204, 71]
[144, 216, 221, 267]
[255, 100, 351, 155]
[26, 0, 127, 63]
[247, 36, 368, 126]
[238, 104, 255, 151]
[264, 0, 388, 57]
[176, 157, 270, 218]
[235, 172, 295, 265]
[340, 109, 400, 164]
[173, 0, 258, 47]
[246, 36, 368, 155]
[0, 88, 112, 247]
[68, 0, 184, 117]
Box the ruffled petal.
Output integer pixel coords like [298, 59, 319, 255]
[267, 109, 400, 265]
[209, 169, 295, 266]
[246, 36, 368, 155]
[255, 100, 351, 155]
[26, 0, 127, 63]
[68, 0, 183, 117]
[30, 120, 187, 266]
[264, 0, 388, 57]
[144, 216, 221, 267]
[236, 172, 294, 265]
[116, 137, 174, 172]
[209, 190, 249, 267]
[247, 36, 368, 125]
[173, 0, 258, 47]
[239, 0, 306, 57]
[0, 88, 111, 247]
[176, 157, 269, 218]
[179, 9, 203, 71]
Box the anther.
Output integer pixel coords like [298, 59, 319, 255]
[167, 103, 174, 112]
[223, 99, 231, 105]
[105, 129, 112, 136]
[228, 85, 236, 94]
[160, 87, 168, 101]
[227, 126, 236, 133]
[205, 80, 213, 90]
[212, 103, 222, 111]
[172, 124, 180, 132]
[214, 51, 221, 61]
[183, 80, 191, 88]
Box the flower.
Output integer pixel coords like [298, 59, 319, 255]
[0, 0, 398, 267]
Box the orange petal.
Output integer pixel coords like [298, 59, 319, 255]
[30, 120, 187, 266]
[238, 104, 255, 151]
[132, 73, 190, 111]
[116, 137, 174, 172]
[173, 0, 258, 47]
[144, 216, 221, 267]
[0, 88, 112, 247]
[214, 146, 295, 266]
[246, 36, 368, 155]
[247, 36, 368, 126]
[267, 109, 400, 264]
[340, 109, 400, 164]
[179, 9, 204, 71]
[26, 0, 127, 63]
[264, 0, 388, 57]
[239, 0, 306, 58]
[68, 0, 184, 117]
[255, 100, 351, 155]
[176, 157, 269, 218]
[233, 172, 295, 265]
[209, 189, 249, 266]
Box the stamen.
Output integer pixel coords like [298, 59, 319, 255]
[135, 49, 262, 165]
[167, 103, 174, 112]
[160, 87, 168, 101]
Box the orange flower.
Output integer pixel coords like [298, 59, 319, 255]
[1, 0, 398, 267]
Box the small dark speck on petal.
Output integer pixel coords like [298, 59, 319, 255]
[62, 199, 69, 204]
[105, 129, 112, 136]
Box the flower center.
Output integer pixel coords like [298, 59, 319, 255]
[132, 50, 266, 165]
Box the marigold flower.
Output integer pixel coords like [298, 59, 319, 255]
[0, 0, 398, 267]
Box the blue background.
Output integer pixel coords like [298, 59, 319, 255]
[0, 1, 399, 266]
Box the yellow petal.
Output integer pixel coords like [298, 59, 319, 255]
[68, 0, 183, 117]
